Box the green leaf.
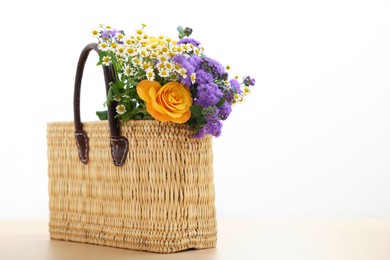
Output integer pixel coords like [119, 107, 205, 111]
[197, 117, 207, 125]
[107, 87, 113, 106]
[216, 98, 226, 107]
[109, 81, 124, 96]
[121, 112, 130, 122]
[177, 26, 184, 33]
[96, 110, 108, 120]
[190, 105, 203, 117]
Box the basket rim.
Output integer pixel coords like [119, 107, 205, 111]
[47, 120, 186, 128]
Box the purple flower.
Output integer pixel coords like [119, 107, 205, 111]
[194, 127, 207, 139]
[224, 88, 235, 103]
[202, 56, 228, 80]
[193, 106, 224, 138]
[243, 76, 256, 86]
[194, 117, 223, 138]
[100, 29, 118, 39]
[177, 37, 201, 47]
[195, 83, 223, 107]
[188, 55, 202, 70]
[172, 55, 195, 86]
[229, 79, 242, 94]
[181, 76, 192, 87]
[204, 120, 222, 137]
[218, 102, 232, 120]
[195, 69, 213, 84]
[171, 54, 186, 64]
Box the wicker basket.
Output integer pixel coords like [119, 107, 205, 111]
[47, 43, 217, 253]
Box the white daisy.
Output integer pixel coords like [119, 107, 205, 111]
[91, 29, 100, 38]
[175, 46, 184, 54]
[186, 43, 194, 52]
[159, 69, 169, 78]
[160, 46, 169, 53]
[98, 24, 111, 30]
[146, 68, 155, 81]
[116, 104, 126, 115]
[102, 56, 111, 66]
[136, 35, 142, 41]
[191, 73, 196, 84]
[125, 37, 133, 45]
[182, 44, 190, 52]
[132, 57, 143, 67]
[98, 42, 109, 51]
[157, 62, 165, 70]
[164, 61, 174, 70]
[178, 68, 187, 78]
[159, 55, 168, 62]
[138, 48, 148, 58]
[126, 46, 137, 56]
[116, 45, 126, 57]
[124, 65, 132, 76]
[150, 43, 158, 50]
[243, 87, 251, 95]
[194, 48, 201, 56]
[116, 32, 124, 40]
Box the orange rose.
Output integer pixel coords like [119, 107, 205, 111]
[137, 80, 192, 123]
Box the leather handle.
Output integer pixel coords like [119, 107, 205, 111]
[74, 43, 129, 166]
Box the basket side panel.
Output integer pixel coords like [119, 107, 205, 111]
[47, 121, 217, 253]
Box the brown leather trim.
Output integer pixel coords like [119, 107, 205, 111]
[73, 43, 128, 166]
[75, 131, 89, 164]
[110, 136, 129, 166]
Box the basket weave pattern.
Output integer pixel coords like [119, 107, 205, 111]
[47, 120, 217, 253]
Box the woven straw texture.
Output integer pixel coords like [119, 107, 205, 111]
[47, 120, 217, 253]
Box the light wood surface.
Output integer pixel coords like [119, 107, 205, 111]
[1, 219, 390, 260]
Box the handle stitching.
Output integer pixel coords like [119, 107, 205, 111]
[110, 137, 128, 166]
[75, 132, 88, 163]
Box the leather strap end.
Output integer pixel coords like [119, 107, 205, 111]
[75, 131, 89, 164]
[110, 136, 129, 166]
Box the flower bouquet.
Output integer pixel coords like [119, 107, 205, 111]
[93, 24, 255, 137]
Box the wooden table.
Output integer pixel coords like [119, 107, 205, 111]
[1, 219, 390, 260]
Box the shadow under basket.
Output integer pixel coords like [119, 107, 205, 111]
[47, 120, 217, 253]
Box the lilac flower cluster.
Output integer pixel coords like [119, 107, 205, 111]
[243, 76, 256, 86]
[99, 28, 125, 44]
[177, 37, 201, 47]
[171, 41, 249, 138]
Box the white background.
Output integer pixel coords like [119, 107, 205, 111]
[0, 0, 389, 219]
